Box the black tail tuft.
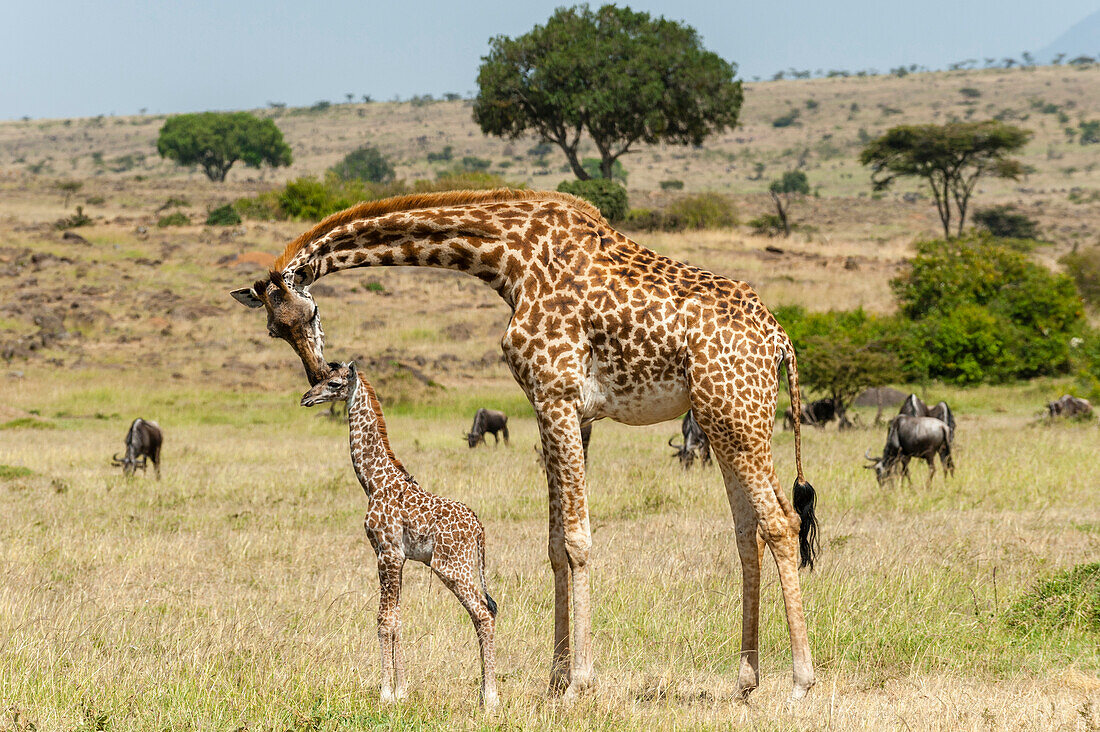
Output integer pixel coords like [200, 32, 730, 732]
[485, 592, 498, 617]
[793, 478, 819, 571]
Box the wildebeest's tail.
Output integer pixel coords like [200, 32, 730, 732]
[780, 333, 819, 571]
[478, 531, 497, 617]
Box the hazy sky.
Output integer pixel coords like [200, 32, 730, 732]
[3, 1, 1097, 120]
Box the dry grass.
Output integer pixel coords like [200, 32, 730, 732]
[1, 371, 1098, 729]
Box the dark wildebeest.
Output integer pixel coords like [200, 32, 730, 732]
[1046, 394, 1094, 419]
[900, 393, 956, 442]
[783, 397, 839, 430]
[112, 418, 162, 479]
[864, 415, 953, 487]
[668, 410, 711, 469]
[466, 408, 509, 447]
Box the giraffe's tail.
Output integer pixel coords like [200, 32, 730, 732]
[478, 530, 498, 617]
[780, 332, 819, 571]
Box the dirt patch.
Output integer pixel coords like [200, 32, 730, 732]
[217, 250, 275, 270]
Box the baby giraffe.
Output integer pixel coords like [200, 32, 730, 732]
[301, 362, 499, 708]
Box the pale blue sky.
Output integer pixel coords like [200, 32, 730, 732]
[2, 1, 1097, 120]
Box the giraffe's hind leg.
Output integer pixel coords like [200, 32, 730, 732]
[432, 547, 499, 709]
[724, 472, 766, 698]
[688, 341, 815, 700]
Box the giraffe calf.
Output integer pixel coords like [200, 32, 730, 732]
[301, 362, 499, 709]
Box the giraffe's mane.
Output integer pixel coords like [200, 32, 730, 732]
[272, 188, 606, 272]
[359, 377, 411, 479]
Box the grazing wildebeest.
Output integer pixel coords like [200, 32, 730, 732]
[1046, 394, 1094, 419]
[466, 408, 509, 447]
[112, 418, 162, 479]
[668, 410, 711, 469]
[783, 397, 838, 430]
[900, 393, 956, 442]
[864, 415, 953, 487]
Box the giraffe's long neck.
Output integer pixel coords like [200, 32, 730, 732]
[279, 198, 601, 309]
[346, 373, 411, 497]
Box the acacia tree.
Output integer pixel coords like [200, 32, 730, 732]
[769, 170, 810, 236]
[156, 112, 292, 182]
[473, 5, 743, 180]
[859, 120, 1031, 238]
[799, 335, 900, 427]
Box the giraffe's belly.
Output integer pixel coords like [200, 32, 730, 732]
[582, 370, 691, 425]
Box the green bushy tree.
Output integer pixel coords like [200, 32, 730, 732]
[330, 145, 395, 183]
[893, 235, 1084, 382]
[768, 170, 810, 236]
[475, 4, 742, 181]
[156, 112, 292, 182]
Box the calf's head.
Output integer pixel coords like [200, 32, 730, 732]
[301, 363, 356, 407]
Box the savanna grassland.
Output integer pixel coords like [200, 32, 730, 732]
[2, 66, 1100, 730]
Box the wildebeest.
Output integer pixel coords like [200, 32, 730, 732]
[466, 408, 509, 447]
[668, 410, 711, 469]
[783, 397, 839, 430]
[112, 418, 162, 479]
[864, 415, 953, 487]
[899, 393, 956, 442]
[1046, 394, 1094, 419]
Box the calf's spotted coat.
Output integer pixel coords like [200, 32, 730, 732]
[233, 188, 819, 700]
[300, 362, 498, 708]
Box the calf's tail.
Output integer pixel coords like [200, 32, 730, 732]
[478, 532, 497, 617]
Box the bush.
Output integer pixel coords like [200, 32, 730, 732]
[420, 171, 512, 192]
[458, 156, 491, 172]
[556, 179, 628, 222]
[157, 212, 190, 227]
[278, 177, 352, 220]
[1005, 563, 1100, 636]
[330, 145, 395, 183]
[205, 204, 242, 226]
[664, 193, 736, 230]
[659, 179, 684, 190]
[427, 146, 453, 163]
[748, 213, 784, 236]
[972, 204, 1041, 239]
[772, 109, 800, 128]
[1061, 247, 1100, 308]
[622, 208, 665, 231]
[893, 234, 1085, 382]
[55, 206, 92, 230]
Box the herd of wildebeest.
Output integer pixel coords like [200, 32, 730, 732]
[112, 392, 1093, 485]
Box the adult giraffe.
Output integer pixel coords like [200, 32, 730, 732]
[231, 189, 819, 700]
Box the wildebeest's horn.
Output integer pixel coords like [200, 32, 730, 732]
[864, 449, 875, 461]
[668, 436, 683, 448]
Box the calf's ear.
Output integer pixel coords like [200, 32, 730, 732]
[230, 287, 264, 308]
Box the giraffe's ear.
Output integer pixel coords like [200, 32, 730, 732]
[293, 265, 315, 289]
[230, 287, 263, 308]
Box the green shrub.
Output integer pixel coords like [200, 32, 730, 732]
[278, 177, 353, 220]
[664, 193, 736, 230]
[330, 145, 395, 183]
[1061, 248, 1100, 309]
[748, 213, 784, 236]
[55, 206, 92, 230]
[972, 204, 1041, 239]
[893, 235, 1085, 382]
[659, 179, 684, 190]
[205, 204, 242, 226]
[157, 211, 190, 227]
[557, 179, 628, 222]
[234, 192, 282, 221]
[427, 146, 453, 163]
[772, 109, 800, 128]
[420, 171, 512, 192]
[458, 156, 491, 172]
[622, 208, 665, 231]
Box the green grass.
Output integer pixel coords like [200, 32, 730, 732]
[0, 464, 34, 479]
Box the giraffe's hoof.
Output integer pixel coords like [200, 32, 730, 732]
[380, 689, 396, 705]
[790, 679, 814, 701]
[480, 688, 500, 711]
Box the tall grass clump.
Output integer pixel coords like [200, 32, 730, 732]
[1004, 563, 1100, 636]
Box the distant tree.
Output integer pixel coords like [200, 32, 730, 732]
[799, 335, 900, 423]
[361, 95, 373, 104]
[972, 204, 1040, 239]
[56, 180, 82, 207]
[156, 112, 291, 182]
[329, 145, 395, 183]
[474, 5, 742, 181]
[581, 156, 627, 182]
[345, 93, 355, 104]
[1021, 51, 1035, 67]
[1052, 53, 1066, 65]
[859, 120, 1031, 237]
[768, 170, 810, 236]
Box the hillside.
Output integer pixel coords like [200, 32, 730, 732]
[0, 65, 1098, 396]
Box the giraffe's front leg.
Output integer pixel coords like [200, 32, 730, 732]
[376, 550, 405, 703]
[547, 481, 571, 694]
[535, 400, 593, 699]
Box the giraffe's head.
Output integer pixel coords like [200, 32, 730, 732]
[230, 267, 332, 385]
[300, 362, 358, 407]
